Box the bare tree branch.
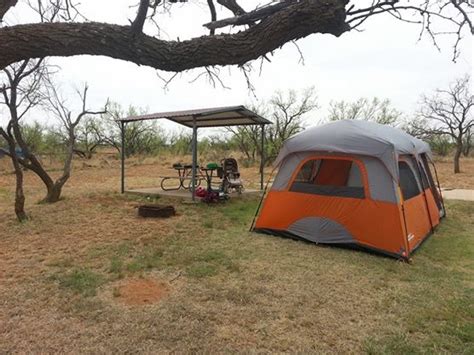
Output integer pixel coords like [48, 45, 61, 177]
[347, 0, 473, 62]
[0, 0, 17, 22]
[216, 0, 246, 16]
[207, 0, 217, 35]
[131, 0, 149, 35]
[204, 1, 293, 30]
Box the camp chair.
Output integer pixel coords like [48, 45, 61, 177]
[220, 158, 244, 194]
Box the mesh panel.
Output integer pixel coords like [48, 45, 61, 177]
[290, 158, 365, 199]
[399, 161, 421, 200]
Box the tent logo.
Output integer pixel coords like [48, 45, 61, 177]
[408, 233, 415, 242]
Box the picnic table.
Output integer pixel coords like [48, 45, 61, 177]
[160, 163, 205, 191]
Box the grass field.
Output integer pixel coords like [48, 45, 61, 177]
[0, 155, 473, 353]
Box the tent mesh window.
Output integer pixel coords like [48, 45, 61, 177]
[399, 161, 421, 200]
[290, 158, 365, 199]
[420, 153, 442, 210]
[415, 160, 430, 190]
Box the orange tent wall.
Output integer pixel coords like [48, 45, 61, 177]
[255, 191, 408, 256]
[402, 188, 440, 253]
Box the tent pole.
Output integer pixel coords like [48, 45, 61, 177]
[120, 121, 126, 194]
[414, 157, 434, 233]
[191, 117, 198, 201]
[429, 157, 446, 217]
[260, 124, 265, 190]
[400, 202, 410, 260]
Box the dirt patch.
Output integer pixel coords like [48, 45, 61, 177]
[114, 278, 169, 306]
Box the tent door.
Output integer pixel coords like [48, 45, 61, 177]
[399, 160, 432, 251]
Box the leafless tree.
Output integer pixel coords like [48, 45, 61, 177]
[0, 59, 48, 221]
[42, 79, 108, 201]
[266, 88, 318, 158]
[1, 61, 107, 204]
[0, 1, 472, 72]
[328, 97, 402, 126]
[415, 75, 473, 174]
[228, 87, 318, 164]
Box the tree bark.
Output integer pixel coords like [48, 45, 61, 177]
[42, 130, 74, 203]
[0, 0, 17, 21]
[12, 154, 27, 221]
[43, 182, 65, 203]
[0, 129, 28, 221]
[0, 0, 348, 71]
[454, 140, 462, 174]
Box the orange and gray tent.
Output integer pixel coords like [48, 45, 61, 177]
[252, 120, 445, 259]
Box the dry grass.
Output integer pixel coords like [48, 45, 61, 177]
[433, 156, 474, 190]
[0, 153, 473, 353]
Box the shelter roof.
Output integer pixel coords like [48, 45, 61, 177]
[116, 105, 271, 128]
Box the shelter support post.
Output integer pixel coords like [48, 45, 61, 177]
[260, 124, 265, 190]
[120, 121, 126, 194]
[191, 116, 198, 201]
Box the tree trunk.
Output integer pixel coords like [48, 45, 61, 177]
[11, 132, 69, 203]
[1, 129, 28, 221]
[41, 156, 71, 203]
[454, 142, 462, 174]
[13, 166, 28, 222]
[42, 133, 74, 203]
[43, 183, 64, 203]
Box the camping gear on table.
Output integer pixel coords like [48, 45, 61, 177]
[252, 120, 445, 260]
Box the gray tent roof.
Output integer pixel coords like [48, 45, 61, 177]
[274, 120, 432, 179]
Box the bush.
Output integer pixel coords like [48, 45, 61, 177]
[427, 135, 453, 156]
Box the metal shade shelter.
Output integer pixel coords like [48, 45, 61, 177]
[116, 105, 272, 200]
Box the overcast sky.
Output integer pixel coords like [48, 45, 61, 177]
[3, 0, 473, 131]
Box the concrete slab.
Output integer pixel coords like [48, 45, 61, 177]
[126, 187, 261, 199]
[442, 189, 474, 201]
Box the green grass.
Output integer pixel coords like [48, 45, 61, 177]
[52, 268, 104, 297]
[108, 256, 124, 274]
[202, 220, 214, 229]
[186, 262, 218, 278]
[362, 200, 474, 354]
[126, 249, 163, 272]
